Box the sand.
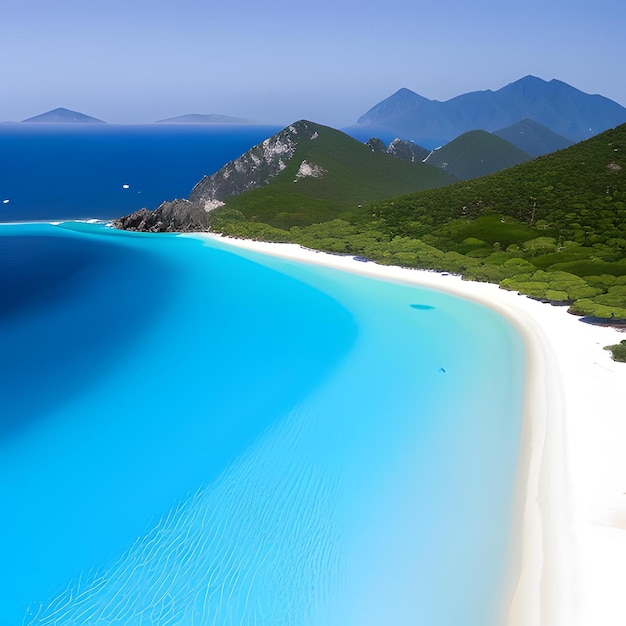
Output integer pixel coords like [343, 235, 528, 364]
[189, 233, 626, 626]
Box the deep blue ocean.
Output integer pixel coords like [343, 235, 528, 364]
[0, 123, 281, 221]
[0, 126, 525, 625]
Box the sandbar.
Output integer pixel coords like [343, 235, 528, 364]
[188, 232, 626, 626]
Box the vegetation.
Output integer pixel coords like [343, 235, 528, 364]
[425, 130, 531, 179]
[605, 340, 626, 362]
[217, 122, 455, 229]
[493, 118, 573, 157]
[210, 123, 626, 322]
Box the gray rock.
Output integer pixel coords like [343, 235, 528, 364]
[387, 138, 430, 162]
[113, 199, 210, 233]
[189, 120, 317, 209]
[365, 137, 388, 153]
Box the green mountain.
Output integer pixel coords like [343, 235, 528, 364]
[115, 120, 455, 233]
[355, 124, 626, 319]
[115, 117, 626, 321]
[367, 123, 625, 241]
[423, 130, 532, 179]
[196, 120, 455, 229]
[213, 123, 626, 320]
[493, 119, 573, 157]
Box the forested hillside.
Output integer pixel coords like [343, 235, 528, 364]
[213, 123, 626, 320]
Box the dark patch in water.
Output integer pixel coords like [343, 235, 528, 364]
[410, 303, 435, 310]
[0, 232, 107, 319]
[0, 227, 177, 438]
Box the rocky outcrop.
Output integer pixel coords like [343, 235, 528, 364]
[366, 137, 429, 162]
[295, 160, 326, 179]
[365, 137, 388, 153]
[116, 120, 447, 234]
[387, 138, 430, 162]
[114, 120, 325, 233]
[113, 199, 210, 232]
[189, 120, 319, 209]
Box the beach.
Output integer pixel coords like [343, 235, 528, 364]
[193, 233, 626, 626]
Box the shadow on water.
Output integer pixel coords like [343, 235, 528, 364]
[0, 225, 177, 438]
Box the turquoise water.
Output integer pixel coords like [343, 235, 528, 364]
[0, 222, 525, 625]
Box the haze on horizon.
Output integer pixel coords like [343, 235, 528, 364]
[2, 0, 625, 127]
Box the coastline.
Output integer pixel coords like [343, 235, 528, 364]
[189, 232, 626, 626]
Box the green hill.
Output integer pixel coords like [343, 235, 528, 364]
[493, 118, 573, 157]
[367, 123, 625, 241]
[216, 123, 626, 321]
[209, 121, 455, 229]
[424, 130, 532, 179]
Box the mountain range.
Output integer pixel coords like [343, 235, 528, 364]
[113, 115, 592, 233]
[356, 76, 626, 147]
[366, 118, 575, 178]
[15, 77, 626, 147]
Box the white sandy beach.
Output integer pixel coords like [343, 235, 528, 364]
[195, 233, 626, 626]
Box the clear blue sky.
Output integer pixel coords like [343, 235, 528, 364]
[2, 0, 625, 126]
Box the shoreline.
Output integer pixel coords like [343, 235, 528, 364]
[190, 232, 626, 626]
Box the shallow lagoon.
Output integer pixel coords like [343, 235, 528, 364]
[0, 222, 525, 625]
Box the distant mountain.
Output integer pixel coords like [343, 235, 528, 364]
[115, 120, 455, 232]
[493, 119, 573, 157]
[21, 107, 106, 124]
[424, 130, 532, 179]
[357, 76, 626, 147]
[155, 113, 258, 124]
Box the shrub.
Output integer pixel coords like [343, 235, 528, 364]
[568, 299, 626, 319]
[522, 236, 558, 255]
[604, 340, 626, 363]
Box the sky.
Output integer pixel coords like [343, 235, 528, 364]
[1, 0, 625, 127]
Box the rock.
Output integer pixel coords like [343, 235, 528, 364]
[113, 199, 210, 233]
[189, 120, 317, 209]
[114, 121, 323, 233]
[387, 138, 430, 162]
[365, 137, 388, 153]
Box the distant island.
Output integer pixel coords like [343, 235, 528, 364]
[21, 107, 106, 124]
[155, 113, 259, 125]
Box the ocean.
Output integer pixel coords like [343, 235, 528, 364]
[0, 127, 525, 625]
[0, 123, 281, 221]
